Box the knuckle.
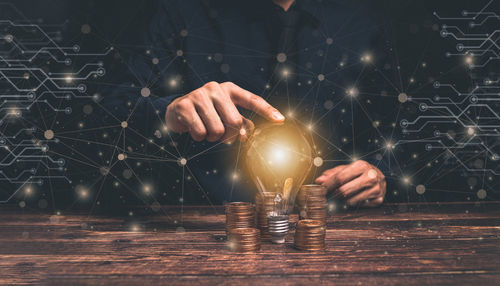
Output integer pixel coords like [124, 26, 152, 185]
[251, 95, 264, 105]
[212, 126, 225, 137]
[368, 176, 378, 184]
[190, 89, 207, 100]
[336, 174, 347, 184]
[197, 128, 207, 137]
[204, 81, 219, 89]
[175, 98, 191, 111]
[326, 166, 341, 175]
[323, 179, 335, 189]
[192, 130, 207, 141]
[220, 132, 231, 142]
[215, 124, 226, 134]
[322, 169, 333, 176]
[372, 186, 382, 196]
[166, 103, 175, 115]
[230, 116, 243, 127]
[356, 160, 369, 168]
[190, 122, 206, 134]
[220, 81, 235, 89]
[372, 197, 384, 206]
[223, 114, 243, 128]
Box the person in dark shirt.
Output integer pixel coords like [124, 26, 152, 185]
[111, 0, 388, 207]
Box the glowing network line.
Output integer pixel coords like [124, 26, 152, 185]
[0, 16, 110, 202]
[399, 0, 500, 179]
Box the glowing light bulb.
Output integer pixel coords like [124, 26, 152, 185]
[244, 121, 313, 243]
[244, 121, 313, 216]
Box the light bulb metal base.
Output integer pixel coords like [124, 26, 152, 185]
[267, 214, 289, 244]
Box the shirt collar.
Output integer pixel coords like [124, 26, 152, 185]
[248, 0, 320, 28]
[294, 0, 321, 27]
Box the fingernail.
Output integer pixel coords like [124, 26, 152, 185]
[315, 176, 325, 183]
[272, 111, 285, 121]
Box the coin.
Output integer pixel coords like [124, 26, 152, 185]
[227, 227, 261, 252]
[297, 184, 327, 224]
[294, 219, 326, 251]
[225, 202, 256, 235]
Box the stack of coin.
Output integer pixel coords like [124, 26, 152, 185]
[254, 193, 276, 240]
[225, 202, 255, 234]
[294, 219, 326, 251]
[227, 227, 261, 252]
[297, 184, 327, 224]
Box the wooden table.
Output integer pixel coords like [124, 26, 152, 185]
[1, 202, 500, 285]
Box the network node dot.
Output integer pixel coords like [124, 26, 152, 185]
[367, 169, 378, 179]
[81, 24, 91, 34]
[220, 63, 230, 73]
[313, 156, 323, 167]
[477, 189, 487, 199]
[416, 184, 426, 195]
[44, 130, 54, 140]
[398, 93, 408, 103]
[276, 53, 287, 63]
[323, 100, 334, 110]
[347, 87, 359, 97]
[141, 87, 151, 97]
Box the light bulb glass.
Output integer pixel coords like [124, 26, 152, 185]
[244, 121, 313, 215]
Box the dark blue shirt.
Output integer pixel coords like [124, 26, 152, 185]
[107, 0, 395, 203]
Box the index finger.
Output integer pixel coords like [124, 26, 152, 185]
[315, 165, 348, 184]
[222, 82, 285, 122]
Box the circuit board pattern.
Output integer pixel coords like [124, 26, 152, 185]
[0, 1, 497, 210]
[0, 8, 110, 202]
[398, 0, 500, 197]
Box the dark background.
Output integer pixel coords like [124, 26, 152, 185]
[0, 0, 498, 213]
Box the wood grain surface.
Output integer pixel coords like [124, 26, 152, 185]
[1, 202, 499, 285]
